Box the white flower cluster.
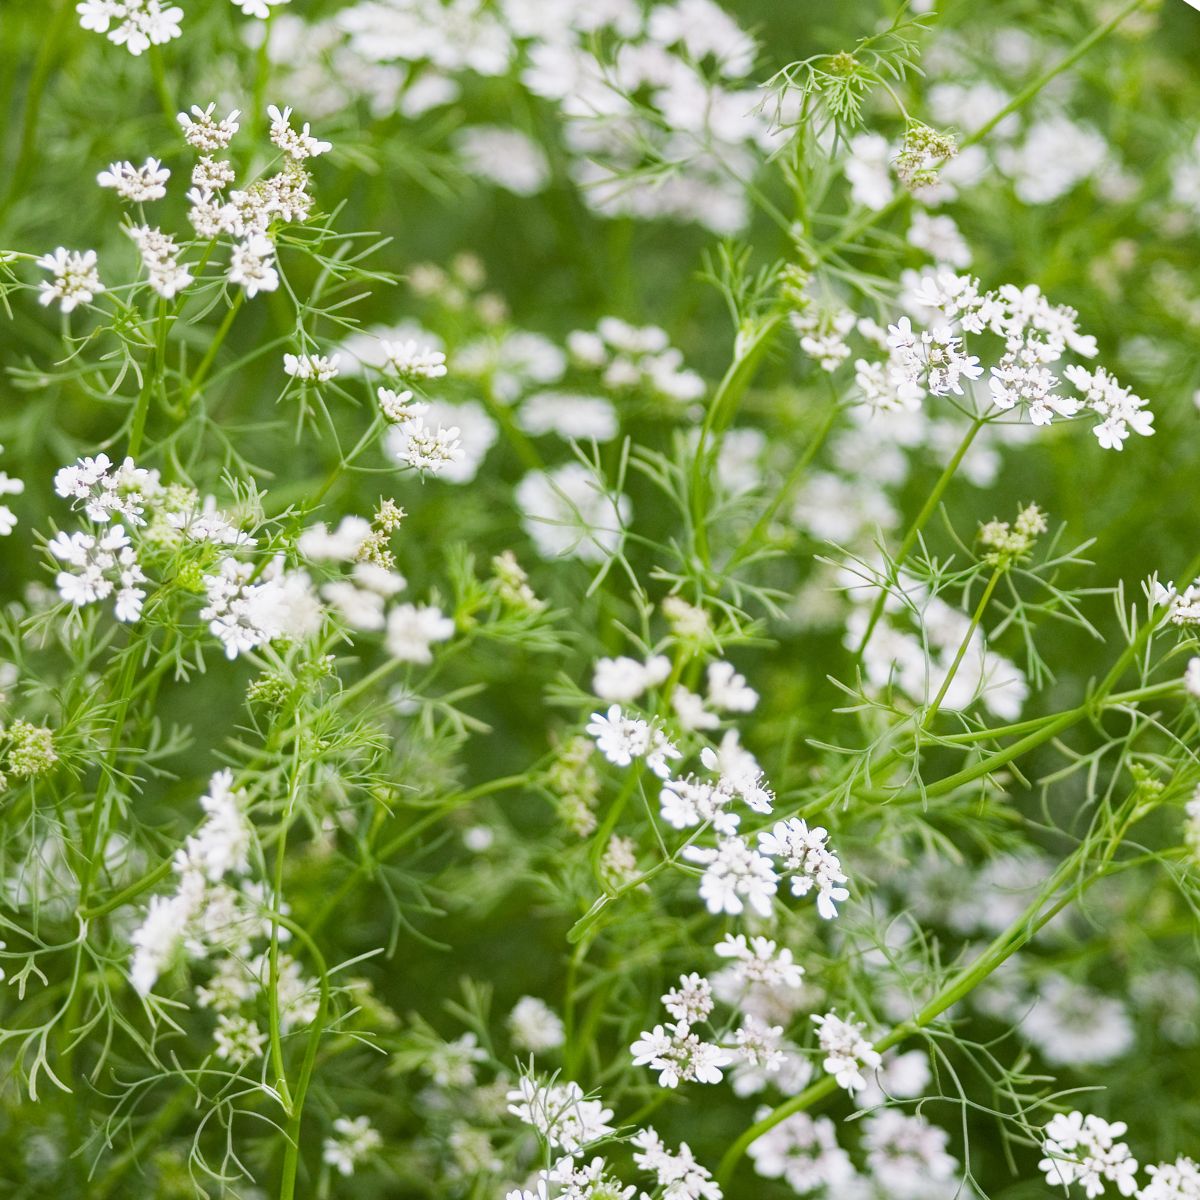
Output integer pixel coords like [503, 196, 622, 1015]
[263, 0, 773, 233]
[77, 0, 290, 53]
[567, 317, 705, 403]
[76, 0, 183, 55]
[671, 660, 758, 732]
[629, 933, 823, 1102]
[321, 1115, 382, 1178]
[593, 653, 671, 704]
[1151, 576, 1200, 626]
[128, 769, 253, 995]
[179, 102, 330, 297]
[757, 818, 850, 920]
[630, 991, 733, 1089]
[37, 248, 104, 313]
[505, 1078, 615, 1156]
[199, 556, 322, 659]
[0, 447, 24, 537]
[507, 995, 566, 1053]
[849, 578, 1028, 722]
[1039, 1112, 1139, 1198]
[372, 348, 469, 479]
[49, 455, 161, 621]
[283, 351, 341, 381]
[811, 1010, 881, 1093]
[126, 225, 194, 299]
[904, 272, 1152, 449]
[586, 705, 681, 780]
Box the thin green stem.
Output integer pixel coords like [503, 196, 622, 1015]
[922, 568, 1002, 729]
[850, 418, 983, 666]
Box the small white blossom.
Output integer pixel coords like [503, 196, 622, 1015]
[322, 1115, 381, 1178]
[682, 836, 778, 918]
[508, 996, 566, 1053]
[811, 1011, 881, 1093]
[267, 104, 332, 160]
[283, 351, 340, 381]
[757, 818, 849, 919]
[593, 654, 671, 703]
[126, 225, 193, 298]
[49, 525, 146, 622]
[381, 339, 447, 380]
[227, 234, 279, 297]
[77, 0, 183, 55]
[585, 704, 681, 779]
[506, 1078, 614, 1155]
[37, 247, 104, 312]
[630, 1021, 732, 1088]
[385, 603, 454, 664]
[1039, 1111, 1139, 1198]
[178, 104, 241, 152]
[97, 157, 170, 202]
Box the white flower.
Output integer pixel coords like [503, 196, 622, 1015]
[705, 661, 758, 712]
[585, 705, 680, 779]
[631, 1127, 723, 1200]
[126, 225, 193, 298]
[659, 775, 738, 835]
[321, 1115, 381, 1178]
[297, 516, 371, 562]
[388, 416, 465, 475]
[682, 836, 778, 917]
[862, 1109, 958, 1199]
[376, 386, 425, 424]
[178, 104, 241, 152]
[214, 1013, 266, 1065]
[227, 234, 279, 297]
[54, 452, 158, 524]
[506, 1078, 614, 1155]
[200, 557, 320, 658]
[748, 1111, 855, 1193]
[672, 685, 720, 732]
[385, 603, 454, 663]
[757, 818, 849, 919]
[811, 1011, 881, 1092]
[1039, 1111, 1139, 1198]
[630, 1021, 732, 1088]
[283, 352, 340, 381]
[517, 391, 618, 442]
[1022, 974, 1134, 1066]
[49, 525, 147, 622]
[1185, 658, 1200, 699]
[381, 339, 447, 380]
[97, 157, 170, 201]
[714, 934, 805, 991]
[516, 463, 629, 563]
[699, 732, 774, 813]
[77, 0, 183, 55]
[0, 452, 23, 537]
[1139, 1158, 1200, 1200]
[267, 104, 332, 160]
[455, 125, 550, 195]
[662, 973, 714, 1024]
[174, 769, 251, 882]
[385, 400, 496, 484]
[37, 247, 104, 312]
[593, 654, 671, 703]
[508, 996, 566, 1053]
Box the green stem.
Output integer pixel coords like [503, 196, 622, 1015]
[850, 418, 983, 666]
[922, 568, 1002, 729]
[689, 314, 785, 567]
[275, 914, 330, 1200]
